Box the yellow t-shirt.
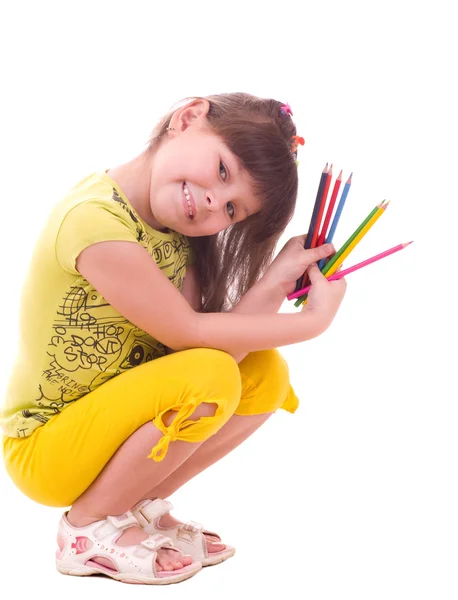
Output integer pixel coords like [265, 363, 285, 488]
[0, 171, 195, 439]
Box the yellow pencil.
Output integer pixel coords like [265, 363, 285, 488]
[301, 201, 389, 305]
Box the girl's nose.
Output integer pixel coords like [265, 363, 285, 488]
[206, 193, 222, 212]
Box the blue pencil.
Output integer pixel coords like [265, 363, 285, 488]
[318, 172, 352, 269]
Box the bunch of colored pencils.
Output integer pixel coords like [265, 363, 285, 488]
[290, 163, 412, 307]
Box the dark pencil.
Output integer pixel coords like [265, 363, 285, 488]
[311, 164, 333, 248]
[294, 163, 329, 292]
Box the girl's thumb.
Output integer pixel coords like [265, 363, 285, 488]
[304, 243, 334, 264]
[306, 263, 326, 284]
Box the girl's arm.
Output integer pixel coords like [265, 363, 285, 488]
[194, 300, 321, 358]
[164, 263, 202, 356]
[76, 240, 328, 361]
[76, 241, 197, 351]
[180, 264, 202, 313]
[177, 263, 286, 362]
[225, 275, 287, 363]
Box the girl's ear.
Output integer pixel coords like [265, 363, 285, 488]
[169, 99, 210, 132]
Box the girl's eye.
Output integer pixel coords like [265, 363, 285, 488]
[226, 202, 235, 219]
[219, 161, 234, 218]
[219, 161, 228, 181]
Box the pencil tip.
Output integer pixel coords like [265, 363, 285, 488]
[406, 240, 414, 246]
[338, 170, 342, 178]
[383, 200, 391, 209]
[346, 172, 353, 183]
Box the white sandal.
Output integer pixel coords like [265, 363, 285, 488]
[132, 499, 235, 567]
[56, 510, 202, 584]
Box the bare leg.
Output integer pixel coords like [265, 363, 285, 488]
[67, 402, 217, 572]
[147, 413, 272, 498]
[141, 412, 273, 553]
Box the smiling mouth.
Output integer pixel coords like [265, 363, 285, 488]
[183, 182, 196, 219]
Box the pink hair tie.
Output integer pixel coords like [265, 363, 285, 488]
[280, 103, 293, 116]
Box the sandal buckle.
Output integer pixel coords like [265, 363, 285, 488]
[139, 499, 174, 522]
[177, 520, 203, 542]
[141, 533, 174, 551]
[106, 511, 139, 530]
[183, 520, 204, 533]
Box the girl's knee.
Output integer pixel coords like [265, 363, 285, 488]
[189, 348, 241, 415]
[161, 347, 241, 422]
[236, 349, 298, 415]
[241, 348, 291, 388]
[149, 350, 241, 461]
[180, 348, 241, 397]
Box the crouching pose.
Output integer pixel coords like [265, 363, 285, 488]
[1, 93, 346, 585]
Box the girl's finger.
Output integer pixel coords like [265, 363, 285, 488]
[306, 263, 327, 284]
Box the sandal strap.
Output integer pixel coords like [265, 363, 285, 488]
[141, 533, 175, 551]
[94, 511, 138, 539]
[182, 521, 220, 540]
[135, 499, 174, 525]
[176, 520, 207, 544]
[181, 520, 204, 533]
[107, 512, 139, 529]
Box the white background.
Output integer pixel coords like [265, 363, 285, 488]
[0, 1, 456, 598]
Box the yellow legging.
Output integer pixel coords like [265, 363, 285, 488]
[2, 348, 299, 508]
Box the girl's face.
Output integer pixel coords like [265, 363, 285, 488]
[148, 123, 261, 236]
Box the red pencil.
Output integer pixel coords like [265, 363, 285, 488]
[311, 164, 333, 248]
[317, 169, 342, 247]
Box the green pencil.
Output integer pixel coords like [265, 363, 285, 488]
[293, 200, 387, 307]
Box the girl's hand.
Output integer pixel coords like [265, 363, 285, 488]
[262, 234, 337, 296]
[300, 262, 347, 332]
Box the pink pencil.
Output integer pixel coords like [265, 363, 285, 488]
[287, 241, 413, 301]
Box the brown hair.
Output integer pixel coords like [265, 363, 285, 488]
[146, 92, 299, 313]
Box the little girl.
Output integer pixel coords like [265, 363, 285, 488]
[1, 92, 346, 585]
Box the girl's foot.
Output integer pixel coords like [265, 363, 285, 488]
[156, 511, 225, 554]
[132, 499, 236, 567]
[66, 510, 193, 573]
